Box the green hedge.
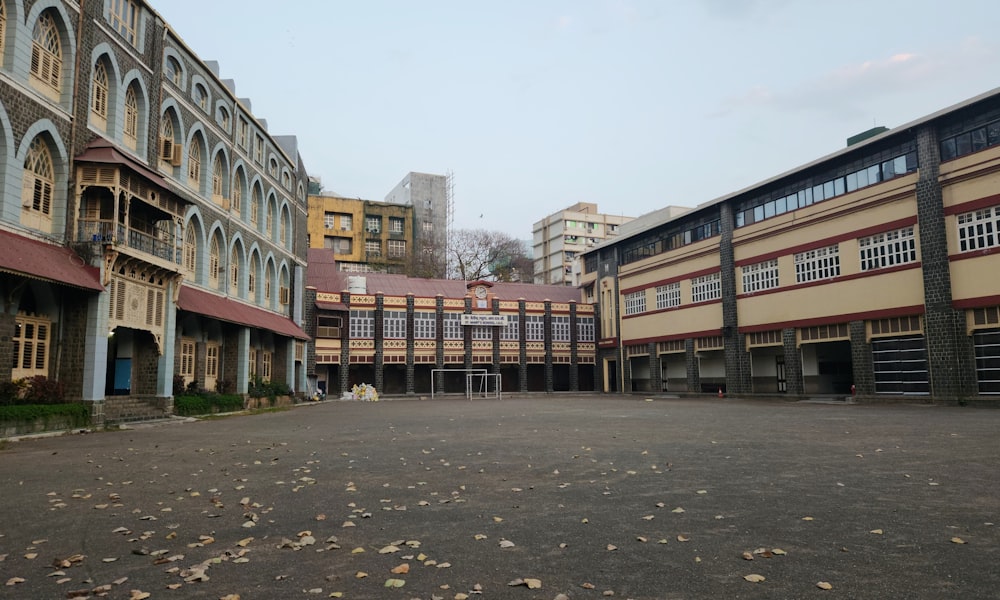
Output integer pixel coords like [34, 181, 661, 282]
[0, 403, 90, 426]
[174, 394, 244, 416]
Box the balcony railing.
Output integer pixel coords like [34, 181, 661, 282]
[78, 219, 180, 264]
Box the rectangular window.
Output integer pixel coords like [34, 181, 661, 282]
[655, 282, 681, 310]
[501, 315, 519, 340]
[443, 313, 462, 340]
[110, 0, 139, 46]
[317, 315, 342, 338]
[859, 227, 917, 271]
[340, 214, 352, 231]
[742, 259, 779, 293]
[551, 315, 570, 342]
[366, 216, 381, 233]
[624, 290, 646, 316]
[389, 217, 404, 234]
[422, 221, 433, 232]
[349, 309, 374, 339]
[957, 205, 1000, 252]
[691, 272, 721, 303]
[237, 118, 248, 149]
[12, 315, 50, 378]
[248, 350, 257, 378]
[413, 311, 435, 339]
[794, 245, 840, 283]
[365, 240, 381, 256]
[577, 316, 595, 342]
[323, 213, 335, 229]
[471, 326, 492, 340]
[387, 239, 406, 258]
[253, 134, 264, 164]
[383, 310, 406, 339]
[179, 338, 195, 379]
[525, 315, 544, 341]
[205, 342, 219, 379]
[261, 351, 272, 382]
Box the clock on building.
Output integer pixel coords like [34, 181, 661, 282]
[474, 285, 488, 299]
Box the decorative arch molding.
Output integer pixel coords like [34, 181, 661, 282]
[162, 46, 187, 91]
[15, 119, 68, 236]
[120, 68, 151, 154]
[0, 0, 25, 72]
[0, 104, 13, 222]
[106, 254, 178, 354]
[23, 1, 77, 107]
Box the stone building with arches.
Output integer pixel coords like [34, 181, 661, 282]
[0, 1, 308, 423]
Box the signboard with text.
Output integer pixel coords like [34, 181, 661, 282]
[460, 314, 508, 326]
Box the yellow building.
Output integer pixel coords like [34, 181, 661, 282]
[582, 87, 1000, 401]
[307, 194, 414, 274]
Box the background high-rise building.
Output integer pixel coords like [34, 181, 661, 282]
[384, 172, 452, 278]
[532, 202, 636, 285]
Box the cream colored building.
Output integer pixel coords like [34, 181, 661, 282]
[532, 202, 635, 285]
[581, 87, 1000, 401]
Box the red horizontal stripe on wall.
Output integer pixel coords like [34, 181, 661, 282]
[734, 216, 918, 267]
[943, 193, 1000, 216]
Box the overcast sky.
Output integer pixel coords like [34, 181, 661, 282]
[155, 0, 1000, 238]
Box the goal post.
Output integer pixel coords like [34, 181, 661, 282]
[430, 368, 501, 399]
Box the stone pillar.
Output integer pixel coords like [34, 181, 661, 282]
[491, 297, 501, 379]
[915, 125, 977, 399]
[719, 203, 751, 393]
[518, 299, 528, 393]
[435, 295, 445, 394]
[569, 302, 579, 392]
[304, 286, 317, 381]
[374, 292, 384, 393]
[544, 300, 553, 393]
[405, 294, 415, 395]
[623, 352, 634, 393]
[234, 330, 251, 394]
[157, 283, 178, 398]
[782, 328, 803, 395]
[81, 290, 111, 401]
[648, 342, 661, 393]
[685, 338, 700, 393]
[463, 296, 473, 372]
[340, 292, 352, 396]
[848, 321, 873, 396]
[194, 340, 208, 392]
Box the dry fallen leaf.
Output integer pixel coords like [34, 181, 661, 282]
[744, 574, 766, 583]
[951, 537, 967, 544]
[677, 535, 690, 542]
[384, 578, 406, 588]
[391, 563, 410, 574]
[870, 529, 884, 535]
[817, 581, 833, 590]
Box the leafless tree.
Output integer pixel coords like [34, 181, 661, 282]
[448, 229, 532, 282]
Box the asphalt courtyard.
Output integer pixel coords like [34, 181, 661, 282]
[0, 396, 997, 600]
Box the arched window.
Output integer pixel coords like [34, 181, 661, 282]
[229, 246, 240, 296]
[208, 236, 220, 288]
[165, 56, 181, 86]
[123, 86, 139, 150]
[187, 140, 201, 188]
[217, 106, 230, 131]
[264, 198, 273, 238]
[212, 155, 224, 200]
[183, 226, 196, 273]
[232, 173, 242, 216]
[264, 265, 272, 304]
[91, 62, 109, 129]
[268, 158, 278, 177]
[250, 188, 260, 228]
[22, 137, 55, 232]
[281, 171, 291, 189]
[31, 12, 62, 100]
[280, 211, 288, 246]
[193, 83, 207, 110]
[248, 255, 259, 300]
[159, 116, 176, 164]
